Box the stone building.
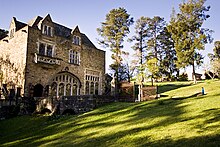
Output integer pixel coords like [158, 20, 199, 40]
[0, 14, 105, 98]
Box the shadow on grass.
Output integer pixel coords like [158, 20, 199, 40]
[158, 83, 192, 94]
[171, 92, 205, 100]
[0, 96, 220, 147]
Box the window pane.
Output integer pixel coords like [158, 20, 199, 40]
[44, 26, 47, 34]
[86, 81, 89, 95]
[95, 83, 99, 95]
[48, 27, 51, 36]
[47, 45, 53, 57]
[90, 82, 94, 95]
[39, 43, 45, 55]
[58, 83, 64, 96]
[51, 82, 57, 97]
[76, 37, 79, 45]
[72, 85, 77, 95]
[66, 84, 71, 96]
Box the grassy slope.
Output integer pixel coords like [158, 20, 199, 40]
[0, 80, 220, 147]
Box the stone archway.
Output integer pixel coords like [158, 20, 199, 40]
[49, 72, 81, 97]
[33, 84, 44, 97]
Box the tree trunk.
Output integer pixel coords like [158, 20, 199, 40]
[115, 69, 119, 98]
[192, 62, 197, 84]
[151, 75, 154, 86]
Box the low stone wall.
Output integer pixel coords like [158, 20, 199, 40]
[36, 95, 116, 115]
[0, 99, 19, 120]
[0, 99, 16, 108]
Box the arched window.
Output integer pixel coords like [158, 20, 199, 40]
[59, 83, 64, 96]
[95, 83, 99, 95]
[72, 85, 77, 95]
[85, 81, 89, 95]
[50, 72, 80, 96]
[90, 82, 94, 95]
[33, 84, 43, 97]
[66, 84, 71, 96]
[51, 82, 57, 96]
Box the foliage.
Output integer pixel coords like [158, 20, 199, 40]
[206, 41, 220, 79]
[145, 16, 166, 83]
[167, 0, 213, 83]
[178, 72, 188, 81]
[1, 80, 220, 146]
[129, 16, 149, 83]
[209, 41, 220, 60]
[97, 7, 134, 94]
[158, 27, 178, 80]
[0, 29, 8, 40]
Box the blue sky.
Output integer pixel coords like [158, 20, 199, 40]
[1, 0, 220, 73]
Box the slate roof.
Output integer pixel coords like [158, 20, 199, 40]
[15, 20, 26, 31]
[81, 33, 96, 48]
[27, 15, 97, 48]
[27, 16, 43, 27]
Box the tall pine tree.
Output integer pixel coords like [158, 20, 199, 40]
[158, 27, 178, 80]
[97, 7, 133, 95]
[129, 16, 149, 84]
[145, 16, 166, 85]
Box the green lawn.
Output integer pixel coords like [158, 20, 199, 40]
[0, 80, 220, 147]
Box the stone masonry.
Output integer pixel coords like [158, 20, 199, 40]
[0, 14, 105, 98]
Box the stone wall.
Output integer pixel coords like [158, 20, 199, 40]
[24, 25, 105, 96]
[0, 15, 105, 98]
[36, 95, 115, 115]
[0, 26, 28, 96]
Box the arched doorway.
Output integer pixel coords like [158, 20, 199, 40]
[33, 84, 43, 97]
[50, 72, 81, 97]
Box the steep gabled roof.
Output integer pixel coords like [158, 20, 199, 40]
[16, 14, 97, 48]
[71, 26, 80, 34]
[41, 14, 53, 23]
[28, 16, 43, 27]
[15, 20, 27, 31]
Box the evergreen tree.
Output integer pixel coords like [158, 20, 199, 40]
[129, 16, 149, 84]
[158, 27, 178, 80]
[207, 41, 220, 79]
[145, 16, 166, 85]
[97, 7, 133, 95]
[167, 0, 213, 84]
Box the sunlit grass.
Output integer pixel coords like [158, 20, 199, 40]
[0, 80, 220, 146]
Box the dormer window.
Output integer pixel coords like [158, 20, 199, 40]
[73, 36, 81, 45]
[38, 42, 54, 57]
[42, 25, 53, 36]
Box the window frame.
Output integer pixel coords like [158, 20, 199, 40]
[42, 25, 53, 37]
[38, 42, 55, 57]
[69, 49, 80, 65]
[72, 35, 81, 45]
